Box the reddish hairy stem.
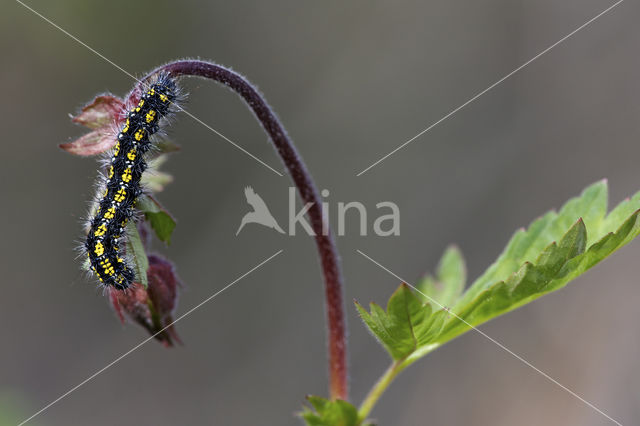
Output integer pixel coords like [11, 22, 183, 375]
[132, 60, 348, 400]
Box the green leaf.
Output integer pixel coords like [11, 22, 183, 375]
[126, 221, 149, 288]
[0, 392, 31, 426]
[356, 284, 446, 361]
[357, 181, 640, 367]
[451, 180, 608, 311]
[141, 154, 175, 192]
[416, 245, 466, 307]
[137, 196, 176, 245]
[141, 169, 174, 193]
[300, 396, 360, 426]
[153, 139, 181, 154]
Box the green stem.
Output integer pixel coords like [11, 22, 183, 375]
[358, 360, 406, 422]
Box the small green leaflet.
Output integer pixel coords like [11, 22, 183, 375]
[137, 196, 176, 245]
[300, 396, 363, 426]
[357, 181, 640, 367]
[125, 221, 149, 288]
[416, 245, 465, 308]
[356, 285, 448, 361]
[141, 154, 175, 193]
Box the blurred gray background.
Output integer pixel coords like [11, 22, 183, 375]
[1, 0, 639, 425]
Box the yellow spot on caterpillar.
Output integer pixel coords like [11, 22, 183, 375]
[100, 258, 115, 276]
[113, 141, 120, 156]
[121, 168, 132, 183]
[138, 100, 145, 107]
[108, 166, 114, 179]
[148, 88, 155, 96]
[114, 188, 127, 203]
[159, 93, 168, 103]
[127, 148, 136, 161]
[94, 241, 105, 256]
[145, 110, 156, 123]
[103, 188, 108, 197]
[122, 119, 130, 133]
[94, 224, 107, 237]
[134, 129, 146, 141]
[103, 206, 116, 220]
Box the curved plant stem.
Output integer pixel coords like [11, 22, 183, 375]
[358, 360, 405, 422]
[131, 60, 348, 400]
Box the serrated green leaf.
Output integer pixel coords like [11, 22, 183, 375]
[358, 181, 640, 368]
[437, 180, 639, 346]
[356, 284, 445, 361]
[300, 396, 359, 426]
[453, 180, 607, 311]
[126, 221, 149, 288]
[137, 196, 176, 245]
[416, 245, 466, 307]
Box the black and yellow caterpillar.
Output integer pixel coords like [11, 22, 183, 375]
[85, 74, 177, 289]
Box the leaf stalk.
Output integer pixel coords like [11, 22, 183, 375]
[358, 360, 405, 422]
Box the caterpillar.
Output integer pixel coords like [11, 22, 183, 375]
[84, 74, 178, 290]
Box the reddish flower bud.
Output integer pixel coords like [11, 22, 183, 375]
[109, 254, 182, 347]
